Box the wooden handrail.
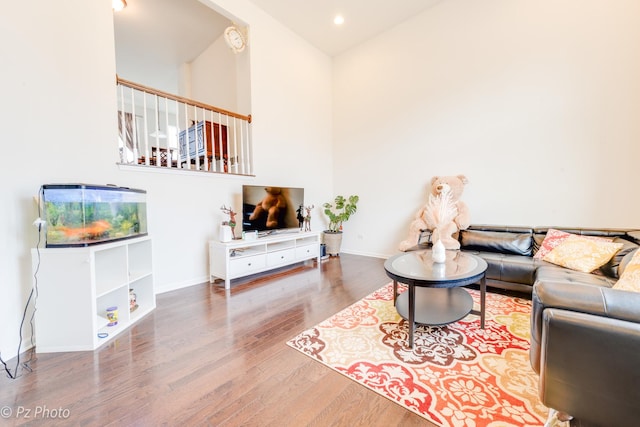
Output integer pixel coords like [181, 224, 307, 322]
[116, 75, 252, 123]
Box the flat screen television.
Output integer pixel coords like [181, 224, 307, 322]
[242, 185, 304, 235]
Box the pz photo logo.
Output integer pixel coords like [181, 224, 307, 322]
[1, 405, 71, 420]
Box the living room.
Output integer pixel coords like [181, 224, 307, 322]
[2, 0, 639, 424]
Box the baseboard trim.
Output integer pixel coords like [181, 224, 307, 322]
[156, 276, 209, 294]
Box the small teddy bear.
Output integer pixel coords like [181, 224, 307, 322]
[398, 175, 470, 251]
[249, 187, 289, 229]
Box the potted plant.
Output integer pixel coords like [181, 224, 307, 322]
[322, 195, 359, 256]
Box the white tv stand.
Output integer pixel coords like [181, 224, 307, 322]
[209, 230, 321, 289]
[32, 236, 155, 353]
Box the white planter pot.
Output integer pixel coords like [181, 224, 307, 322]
[323, 231, 343, 256]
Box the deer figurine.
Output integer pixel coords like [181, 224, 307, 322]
[220, 205, 237, 239]
[304, 205, 314, 232]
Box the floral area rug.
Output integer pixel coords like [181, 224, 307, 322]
[287, 282, 550, 427]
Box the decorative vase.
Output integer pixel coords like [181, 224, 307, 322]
[432, 239, 446, 263]
[432, 262, 446, 277]
[220, 224, 233, 242]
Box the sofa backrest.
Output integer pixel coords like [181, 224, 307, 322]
[619, 247, 640, 276]
[602, 238, 640, 278]
[626, 230, 640, 245]
[458, 225, 640, 266]
[459, 225, 534, 256]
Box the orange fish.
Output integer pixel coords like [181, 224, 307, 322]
[61, 220, 112, 238]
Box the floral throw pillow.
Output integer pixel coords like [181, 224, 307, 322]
[534, 228, 611, 259]
[543, 235, 624, 273]
[613, 249, 640, 292]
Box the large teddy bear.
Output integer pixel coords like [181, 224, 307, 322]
[398, 175, 470, 251]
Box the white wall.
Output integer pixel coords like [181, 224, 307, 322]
[190, 37, 239, 111]
[1, 0, 119, 362]
[0, 0, 333, 360]
[333, 0, 640, 258]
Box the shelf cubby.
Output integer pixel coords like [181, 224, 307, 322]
[33, 236, 156, 353]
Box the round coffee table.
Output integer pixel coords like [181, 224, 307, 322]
[384, 249, 488, 348]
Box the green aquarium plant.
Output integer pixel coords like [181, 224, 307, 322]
[322, 195, 359, 233]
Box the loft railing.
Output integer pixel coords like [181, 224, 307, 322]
[116, 76, 253, 176]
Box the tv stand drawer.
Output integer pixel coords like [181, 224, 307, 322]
[296, 243, 319, 260]
[267, 248, 296, 267]
[229, 254, 266, 277]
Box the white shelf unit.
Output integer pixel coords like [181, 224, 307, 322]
[209, 231, 321, 289]
[32, 236, 155, 353]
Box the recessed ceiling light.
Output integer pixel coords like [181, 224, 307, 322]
[112, 0, 127, 11]
[333, 15, 344, 25]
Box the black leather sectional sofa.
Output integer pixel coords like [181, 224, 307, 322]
[416, 224, 640, 426]
[453, 224, 640, 294]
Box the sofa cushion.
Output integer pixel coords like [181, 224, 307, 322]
[534, 228, 569, 259]
[534, 228, 612, 260]
[460, 229, 533, 256]
[534, 265, 616, 288]
[613, 249, 640, 292]
[463, 250, 540, 285]
[543, 235, 624, 273]
[620, 248, 640, 274]
[533, 227, 631, 257]
[600, 238, 640, 278]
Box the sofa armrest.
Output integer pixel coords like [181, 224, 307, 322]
[538, 308, 640, 426]
[530, 281, 640, 373]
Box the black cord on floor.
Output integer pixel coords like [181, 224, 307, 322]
[0, 289, 36, 379]
[21, 226, 41, 371]
[0, 189, 42, 379]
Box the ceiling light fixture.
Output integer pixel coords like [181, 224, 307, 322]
[150, 96, 167, 140]
[112, 0, 127, 12]
[333, 15, 344, 25]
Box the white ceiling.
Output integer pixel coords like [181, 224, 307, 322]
[250, 0, 442, 56]
[113, 0, 231, 88]
[113, 0, 443, 86]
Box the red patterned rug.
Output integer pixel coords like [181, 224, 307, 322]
[287, 282, 550, 427]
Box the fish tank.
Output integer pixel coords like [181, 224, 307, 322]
[41, 184, 148, 248]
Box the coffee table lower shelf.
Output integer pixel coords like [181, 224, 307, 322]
[395, 287, 473, 326]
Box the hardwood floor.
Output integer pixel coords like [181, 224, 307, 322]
[0, 255, 432, 426]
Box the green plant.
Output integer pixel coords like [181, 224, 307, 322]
[323, 195, 359, 233]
